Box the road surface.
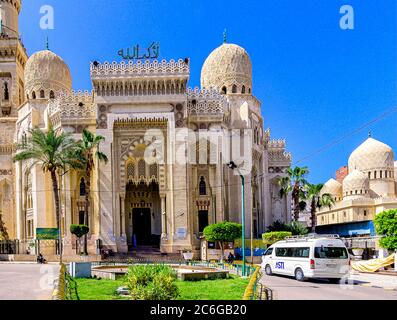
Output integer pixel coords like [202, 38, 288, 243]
[260, 273, 397, 300]
[0, 263, 59, 300]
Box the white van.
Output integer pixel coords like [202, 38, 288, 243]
[261, 235, 350, 282]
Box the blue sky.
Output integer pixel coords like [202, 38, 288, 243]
[19, 0, 397, 183]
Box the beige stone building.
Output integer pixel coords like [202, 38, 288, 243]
[317, 137, 397, 236]
[0, 1, 292, 255]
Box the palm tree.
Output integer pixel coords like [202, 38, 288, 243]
[305, 183, 335, 233]
[13, 127, 83, 261]
[279, 166, 309, 221]
[77, 129, 108, 255]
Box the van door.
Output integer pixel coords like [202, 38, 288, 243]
[314, 246, 349, 275]
[274, 247, 289, 274]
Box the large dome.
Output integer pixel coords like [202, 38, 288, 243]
[201, 43, 252, 94]
[24, 50, 72, 99]
[343, 170, 369, 197]
[348, 138, 394, 173]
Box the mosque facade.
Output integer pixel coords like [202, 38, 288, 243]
[0, 0, 292, 255]
[317, 137, 397, 237]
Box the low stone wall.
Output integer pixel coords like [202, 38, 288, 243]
[0, 254, 101, 262]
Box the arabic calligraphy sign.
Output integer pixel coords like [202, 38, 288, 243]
[118, 42, 160, 60]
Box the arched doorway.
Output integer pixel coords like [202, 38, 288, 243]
[125, 181, 161, 249]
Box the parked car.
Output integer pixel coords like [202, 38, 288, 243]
[261, 234, 350, 282]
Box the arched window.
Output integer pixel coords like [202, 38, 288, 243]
[368, 172, 371, 179]
[199, 176, 206, 195]
[149, 163, 158, 178]
[50, 90, 55, 99]
[79, 178, 86, 196]
[127, 162, 135, 180]
[4, 82, 9, 100]
[232, 84, 237, 93]
[221, 86, 227, 94]
[374, 171, 377, 179]
[385, 170, 388, 178]
[32, 91, 36, 99]
[248, 88, 251, 94]
[40, 90, 45, 98]
[138, 159, 146, 177]
[241, 85, 246, 94]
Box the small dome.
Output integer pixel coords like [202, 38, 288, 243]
[24, 50, 72, 98]
[201, 43, 252, 94]
[343, 170, 369, 196]
[349, 138, 394, 173]
[322, 178, 342, 197]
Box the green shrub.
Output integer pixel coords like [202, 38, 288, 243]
[374, 209, 397, 251]
[70, 224, 89, 238]
[262, 231, 292, 245]
[267, 220, 308, 236]
[234, 238, 267, 249]
[126, 265, 180, 300]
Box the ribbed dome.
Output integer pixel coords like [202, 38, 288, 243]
[343, 170, 369, 196]
[322, 178, 343, 197]
[348, 138, 394, 172]
[24, 50, 72, 98]
[201, 43, 252, 94]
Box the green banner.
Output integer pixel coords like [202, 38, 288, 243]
[36, 228, 59, 240]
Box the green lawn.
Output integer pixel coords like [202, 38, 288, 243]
[74, 275, 249, 300]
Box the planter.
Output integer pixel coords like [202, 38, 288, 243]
[352, 248, 364, 257]
[182, 252, 194, 260]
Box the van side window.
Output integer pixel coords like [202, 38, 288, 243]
[265, 248, 273, 256]
[276, 247, 310, 258]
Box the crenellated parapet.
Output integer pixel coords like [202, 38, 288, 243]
[91, 59, 190, 97]
[268, 138, 292, 168]
[48, 90, 96, 127]
[186, 87, 228, 116]
[90, 59, 190, 78]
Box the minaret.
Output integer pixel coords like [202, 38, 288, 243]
[0, 0, 21, 38]
[0, 0, 27, 116]
[0, 0, 27, 240]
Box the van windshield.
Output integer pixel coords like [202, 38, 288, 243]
[314, 247, 348, 259]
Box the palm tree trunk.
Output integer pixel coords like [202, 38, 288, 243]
[311, 199, 316, 233]
[83, 171, 91, 255]
[293, 187, 300, 221]
[50, 170, 62, 262]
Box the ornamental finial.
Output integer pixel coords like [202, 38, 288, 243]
[46, 36, 49, 50]
[223, 29, 227, 44]
[368, 131, 372, 138]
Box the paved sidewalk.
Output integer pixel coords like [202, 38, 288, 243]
[349, 271, 397, 290]
[0, 264, 59, 300]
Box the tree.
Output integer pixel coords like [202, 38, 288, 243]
[203, 222, 242, 263]
[279, 166, 309, 221]
[374, 209, 397, 251]
[305, 183, 335, 233]
[13, 126, 83, 260]
[76, 129, 108, 255]
[70, 224, 89, 255]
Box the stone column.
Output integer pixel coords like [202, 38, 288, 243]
[120, 193, 126, 238]
[160, 194, 167, 238]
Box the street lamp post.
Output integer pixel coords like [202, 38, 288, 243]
[228, 161, 246, 276]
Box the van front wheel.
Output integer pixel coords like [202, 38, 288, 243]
[295, 268, 306, 282]
[265, 264, 273, 276]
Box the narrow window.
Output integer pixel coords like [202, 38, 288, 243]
[79, 178, 86, 196]
[374, 171, 377, 179]
[221, 86, 227, 94]
[199, 176, 207, 195]
[40, 90, 45, 98]
[32, 91, 36, 99]
[50, 90, 55, 99]
[380, 171, 383, 179]
[241, 85, 246, 94]
[368, 172, 371, 179]
[4, 82, 9, 100]
[232, 84, 237, 93]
